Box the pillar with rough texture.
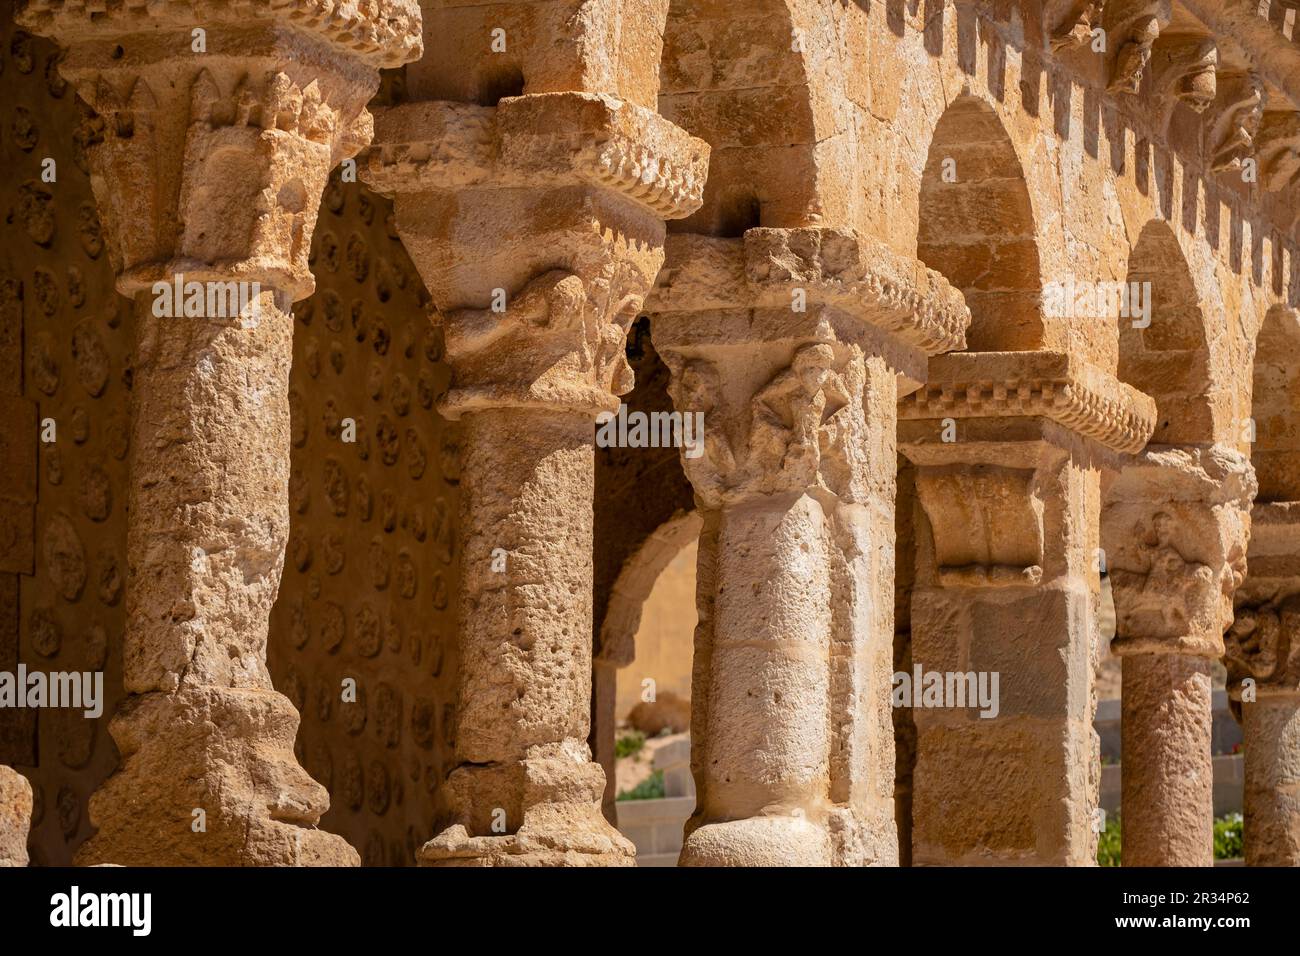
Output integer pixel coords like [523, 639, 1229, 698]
[1103, 446, 1254, 867]
[0, 767, 31, 866]
[898, 352, 1156, 865]
[647, 227, 970, 866]
[364, 94, 708, 866]
[19, 0, 423, 865]
[1225, 502, 1300, 866]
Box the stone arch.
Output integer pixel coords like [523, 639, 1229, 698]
[1251, 306, 1300, 502]
[592, 509, 700, 819]
[916, 95, 1045, 351]
[1117, 220, 1221, 445]
[596, 510, 701, 670]
[657, 0, 852, 234]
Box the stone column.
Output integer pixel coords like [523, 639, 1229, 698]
[898, 352, 1156, 865]
[646, 227, 970, 866]
[1103, 446, 1254, 866]
[364, 94, 708, 866]
[1225, 502, 1300, 866]
[19, 0, 422, 865]
[0, 767, 31, 867]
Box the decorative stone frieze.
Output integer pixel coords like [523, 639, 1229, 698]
[899, 352, 1158, 455]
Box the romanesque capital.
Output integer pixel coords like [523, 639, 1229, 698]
[19, 0, 422, 299]
[1227, 502, 1300, 702]
[1104, 445, 1256, 658]
[364, 93, 708, 418]
[648, 228, 969, 510]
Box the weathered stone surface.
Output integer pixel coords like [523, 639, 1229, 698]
[6, 0, 1300, 872]
[0, 767, 31, 866]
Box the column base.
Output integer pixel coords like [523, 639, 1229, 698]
[679, 815, 833, 867]
[419, 814, 634, 867]
[75, 685, 357, 867]
[419, 754, 634, 867]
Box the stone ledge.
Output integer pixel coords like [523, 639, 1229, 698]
[365, 93, 710, 220]
[646, 228, 970, 357]
[898, 351, 1157, 454]
[18, 0, 423, 67]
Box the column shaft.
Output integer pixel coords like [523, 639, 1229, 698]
[422, 409, 628, 864]
[76, 291, 355, 865]
[686, 493, 833, 864]
[1242, 695, 1300, 865]
[1120, 654, 1215, 866]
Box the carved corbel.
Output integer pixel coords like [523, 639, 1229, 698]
[1105, 0, 1171, 94]
[1150, 35, 1218, 130]
[1049, 0, 1106, 52]
[1207, 71, 1264, 173]
[1257, 109, 1300, 192]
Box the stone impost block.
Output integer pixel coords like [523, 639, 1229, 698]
[898, 351, 1157, 456]
[648, 228, 970, 367]
[366, 93, 709, 222]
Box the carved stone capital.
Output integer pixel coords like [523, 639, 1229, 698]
[436, 262, 652, 419]
[1227, 502, 1300, 700]
[19, 0, 422, 299]
[913, 463, 1047, 588]
[1103, 445, 1256, 658]
[1225, 598, 1300, 699]
[362, 93, 708, 418]
[659, 340, 874, 509]
[898, 351, 1157, 455]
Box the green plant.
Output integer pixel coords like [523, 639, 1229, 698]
[1095, 813, 1245, 865]
[615, 730, 646, 759]
[616, 769, 665, 802]
[1097, 813, 1122, 867]
[1214, 813, 1244, 860]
